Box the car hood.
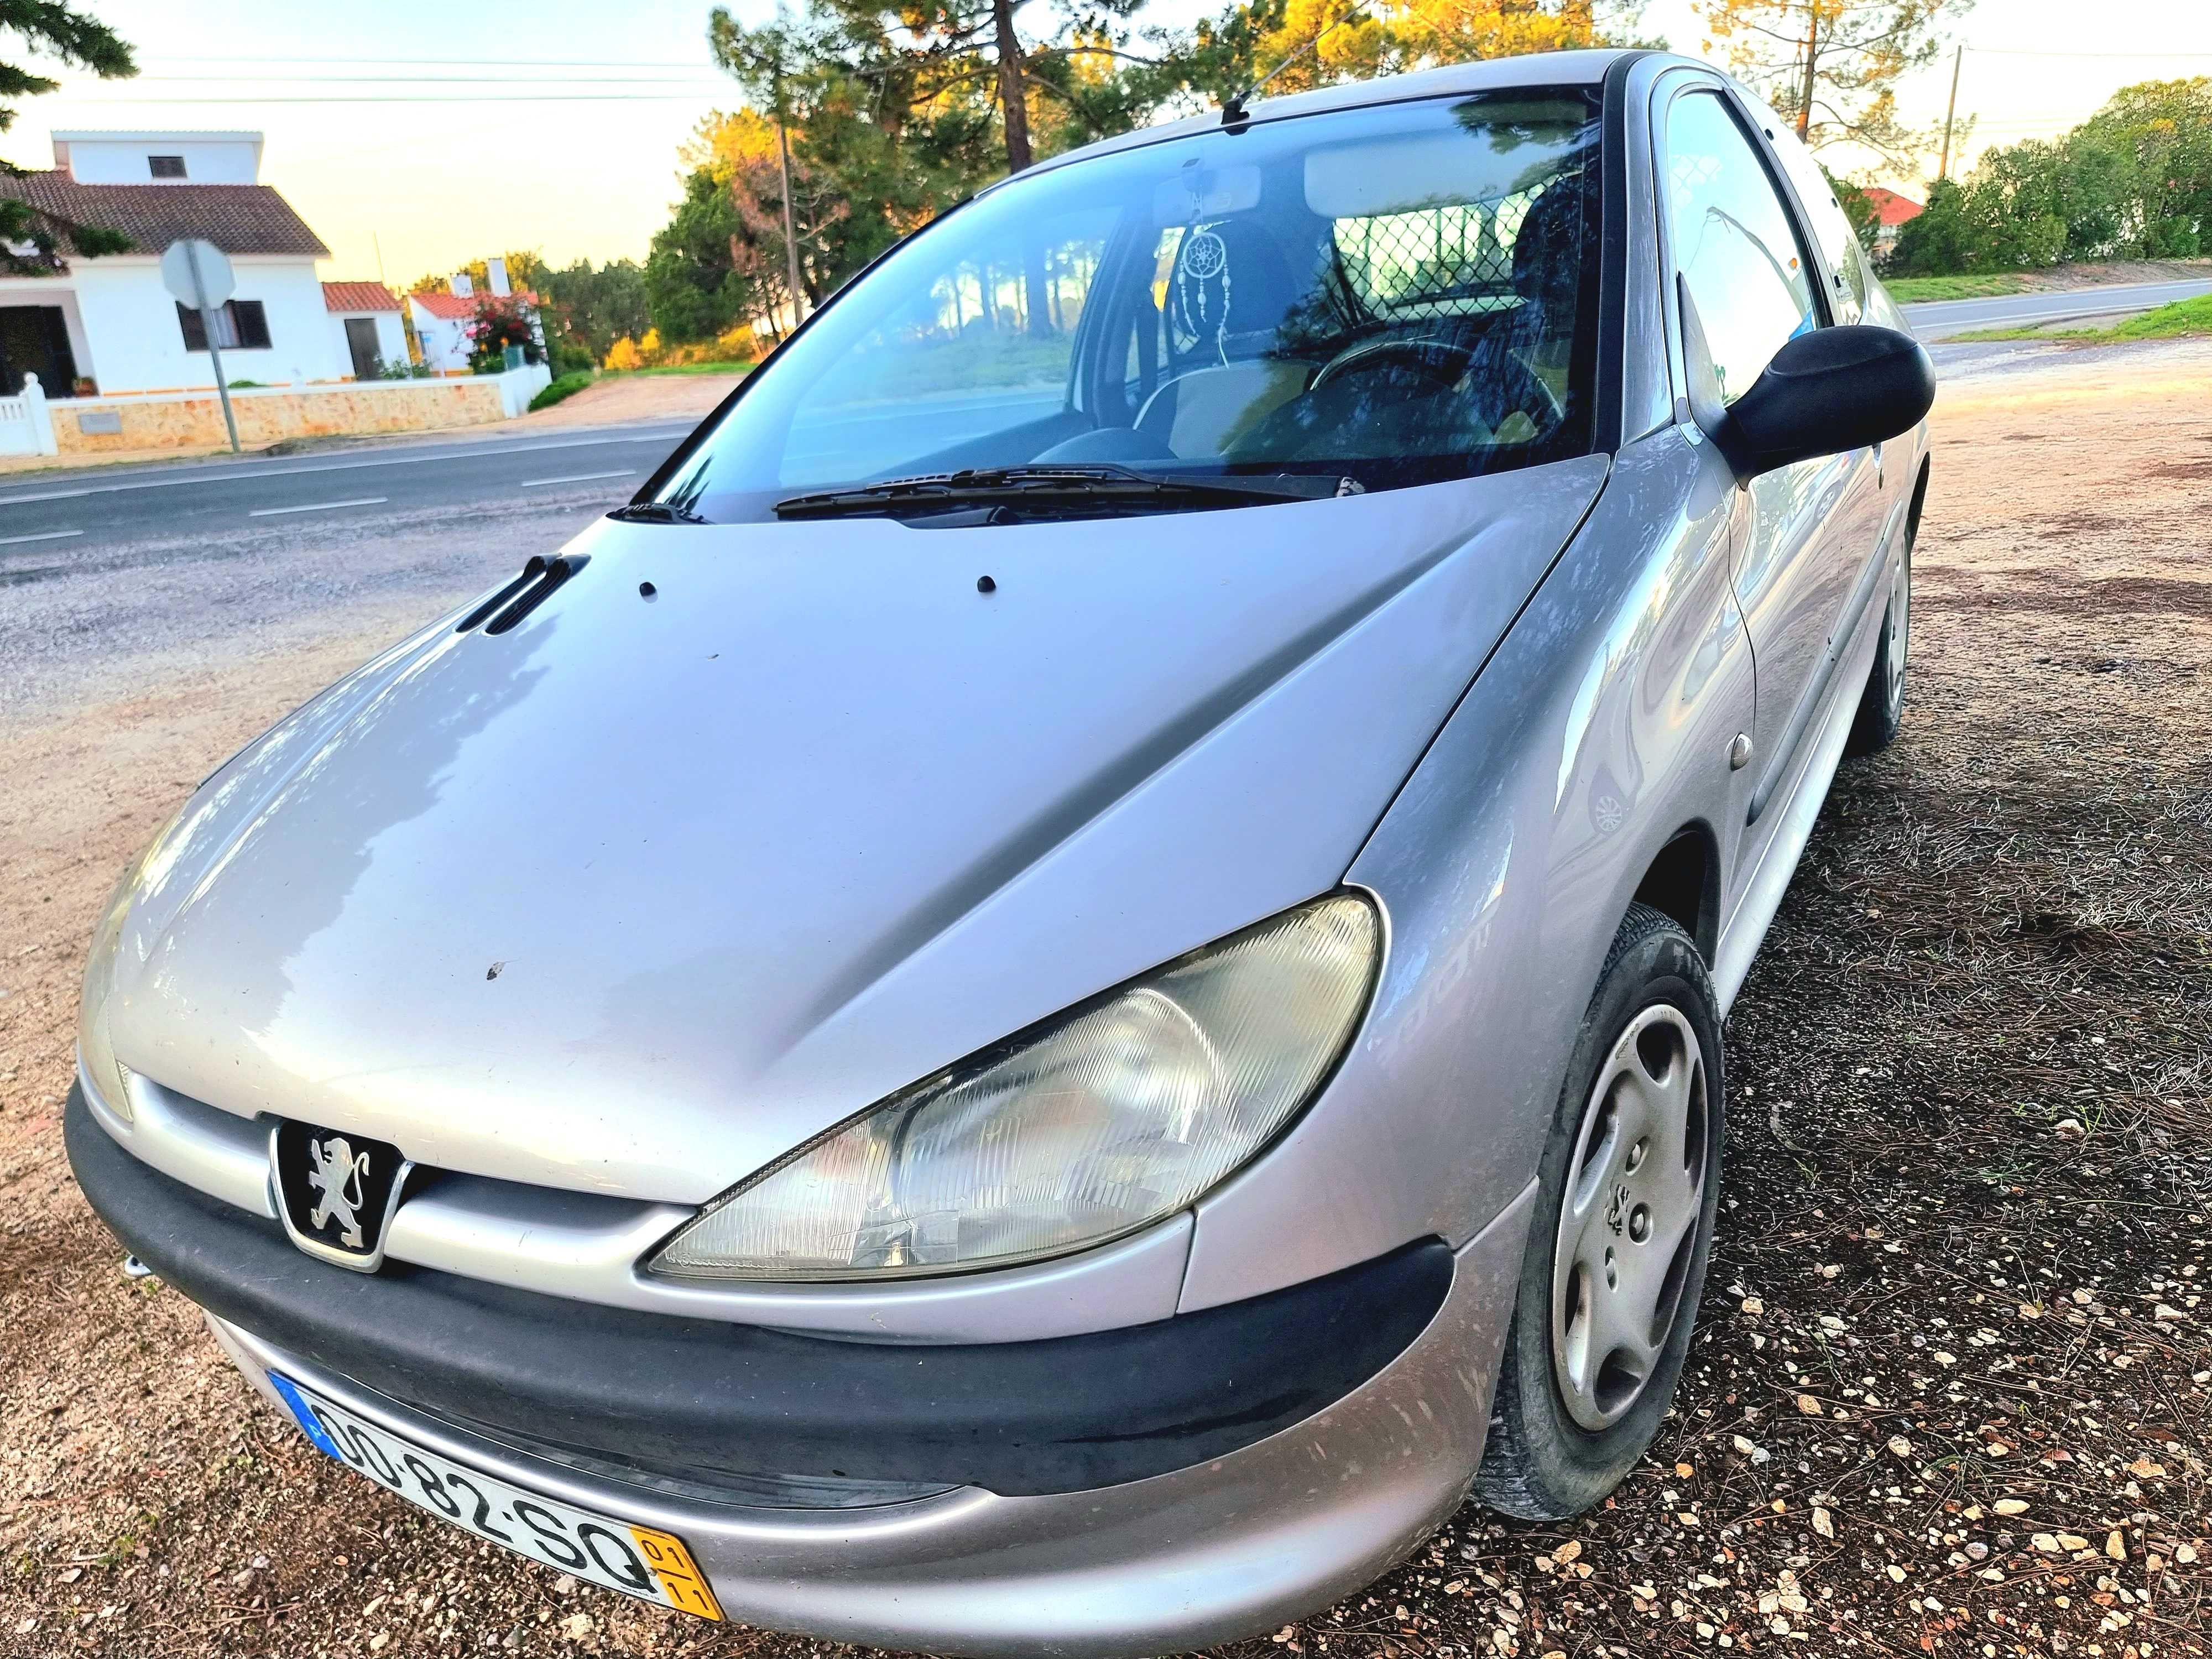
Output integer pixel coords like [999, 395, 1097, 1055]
[104, 457, 1607, 1203]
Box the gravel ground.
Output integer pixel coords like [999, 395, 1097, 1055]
[2, 358, 2209, 1658]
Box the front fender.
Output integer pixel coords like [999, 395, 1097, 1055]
[1181, 425, 1751, 1311]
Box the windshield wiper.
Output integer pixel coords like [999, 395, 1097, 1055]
[773, 464, 1353, 521]
[607, 500, 710, 525]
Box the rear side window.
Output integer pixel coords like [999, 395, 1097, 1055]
[1664, 91, 1818, 403]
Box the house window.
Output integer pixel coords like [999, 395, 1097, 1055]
[176, 300, 272, 352]
[149, 155, 187, 179]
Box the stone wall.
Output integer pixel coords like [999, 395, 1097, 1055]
[52, 377, 512, 455]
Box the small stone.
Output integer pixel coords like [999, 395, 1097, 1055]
[2107, 1532, 2126, 1560]
[561, 1613, 593, 1639]
[1812, 1507, 1835, 1539]
[1551, 1540, 1583, 1566]
[1887, 1435, 1913, 1458]
[1994, 1500, 2030, 1516]
[2032, 1533, 2063, 1553]
[2177, 1544, 2199, 1565]
[1741, 1297, 1765, 1314]
[2128, 1457, 2167, 1479]
[370, 1637, 390, 1655]
[1885, 1564, 1906, 1582]
[1796, 1394, 1824, 1416]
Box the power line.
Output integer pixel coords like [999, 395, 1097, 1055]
[126, 74, 731, 85]
[142, 55, 712, 69]
[59, 92, 733, 105]
[1961, 46, 2212, 59]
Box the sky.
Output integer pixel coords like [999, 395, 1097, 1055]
[6, 0, 2209, 285]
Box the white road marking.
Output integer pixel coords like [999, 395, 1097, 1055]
[520, 468, 636, 488]
[248, 496, 388, 518]
[0, 426, 695, 508]
[0, 526, 84, 545]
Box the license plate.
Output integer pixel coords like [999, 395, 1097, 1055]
[268, 1371, 721, 1620]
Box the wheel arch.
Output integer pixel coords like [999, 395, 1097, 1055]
[1629, 821, 1721, 966]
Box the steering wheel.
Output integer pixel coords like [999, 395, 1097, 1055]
[1311, 335, 1564, 436]
[1310, 337, 1473, 392]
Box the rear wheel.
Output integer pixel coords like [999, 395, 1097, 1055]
[1846, 539, 1912, 757]
[1476, 904, 1724, 1520]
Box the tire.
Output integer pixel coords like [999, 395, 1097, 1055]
[1475, 903, 1725, 1521]
[1846, 538, 1912, 757]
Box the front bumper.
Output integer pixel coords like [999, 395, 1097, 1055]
[68, 1084, 1533, 1656]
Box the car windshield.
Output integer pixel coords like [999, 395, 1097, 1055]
[645, 87, 1604, 524]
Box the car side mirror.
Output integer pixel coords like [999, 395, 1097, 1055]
[1677, 275, 1935, 486]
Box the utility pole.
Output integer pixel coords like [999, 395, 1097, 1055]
[772, 64, 806, 333]
[1938, 44, 1964, 181]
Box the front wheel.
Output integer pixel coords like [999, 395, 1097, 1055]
[1846, 540, 1911, 757]
[1475, 904, 1724, 1521]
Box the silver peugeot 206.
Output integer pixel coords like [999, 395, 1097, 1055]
[70, 46, 1932, 1657]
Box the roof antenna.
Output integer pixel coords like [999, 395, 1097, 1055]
[1222, 2, 1370, 126]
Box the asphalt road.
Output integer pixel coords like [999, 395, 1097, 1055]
[0, 419, 701, 571]
[1902, 276, 2212, 339]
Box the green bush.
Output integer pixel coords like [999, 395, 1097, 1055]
[547, 338, 596, 378]
[529, 372, 594, 413]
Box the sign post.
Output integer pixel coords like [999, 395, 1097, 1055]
[160, 238, 242, 453]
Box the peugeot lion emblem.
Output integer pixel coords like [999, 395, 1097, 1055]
[272, 1118, 410, 1272]
[306, 1134, 372, 1248]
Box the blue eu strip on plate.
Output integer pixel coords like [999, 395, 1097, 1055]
[267, 1370, 346, 1460]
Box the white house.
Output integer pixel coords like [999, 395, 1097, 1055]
[0, 129, 361, 395]
[408, 257, 540, 375]
[324, 280, 406, 379]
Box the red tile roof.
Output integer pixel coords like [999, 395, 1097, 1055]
[0, 171, 328, 257]
[322, 280, 400, 314]
[1862, 187, 1923, 227]
[410, 288, 539, 320]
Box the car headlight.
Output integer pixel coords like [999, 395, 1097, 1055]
[649, 892, 1380, 1281]
[77, 851, 154, 1124]
[76, 804, 196, 1126]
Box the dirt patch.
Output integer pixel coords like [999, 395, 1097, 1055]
[508, 371, 746, 430]
[4, 362, 2211, 1656]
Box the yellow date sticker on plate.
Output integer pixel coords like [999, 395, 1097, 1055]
[632, 1525, 723, 1620]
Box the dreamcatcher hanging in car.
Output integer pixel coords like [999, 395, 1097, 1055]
[1170, 223, 1233, 367]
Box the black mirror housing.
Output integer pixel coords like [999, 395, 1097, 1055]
[1677, 278, 1936, 484]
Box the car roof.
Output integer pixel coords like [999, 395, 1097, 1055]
[999, 48, 1658, 191]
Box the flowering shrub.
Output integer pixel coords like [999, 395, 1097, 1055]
[602, 335, 645, 371]
[466, 294, 541, 373]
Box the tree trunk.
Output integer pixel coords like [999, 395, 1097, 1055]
[993, 0, 1054, 336]
[1797, 2, 1818, 142]
[993, 0, 1032, 174]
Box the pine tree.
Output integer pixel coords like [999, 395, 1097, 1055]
[1, 1, 138, 274]
[1693, 0, 1968, 164]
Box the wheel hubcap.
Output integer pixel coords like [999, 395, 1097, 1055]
[1884, 554, 1910, 708]
[1550, 1005, 1710, 1431]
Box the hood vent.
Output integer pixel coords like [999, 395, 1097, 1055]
[456, 555, 589, 637]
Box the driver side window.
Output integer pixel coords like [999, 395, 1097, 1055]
[1665, 91, 1819, 404]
